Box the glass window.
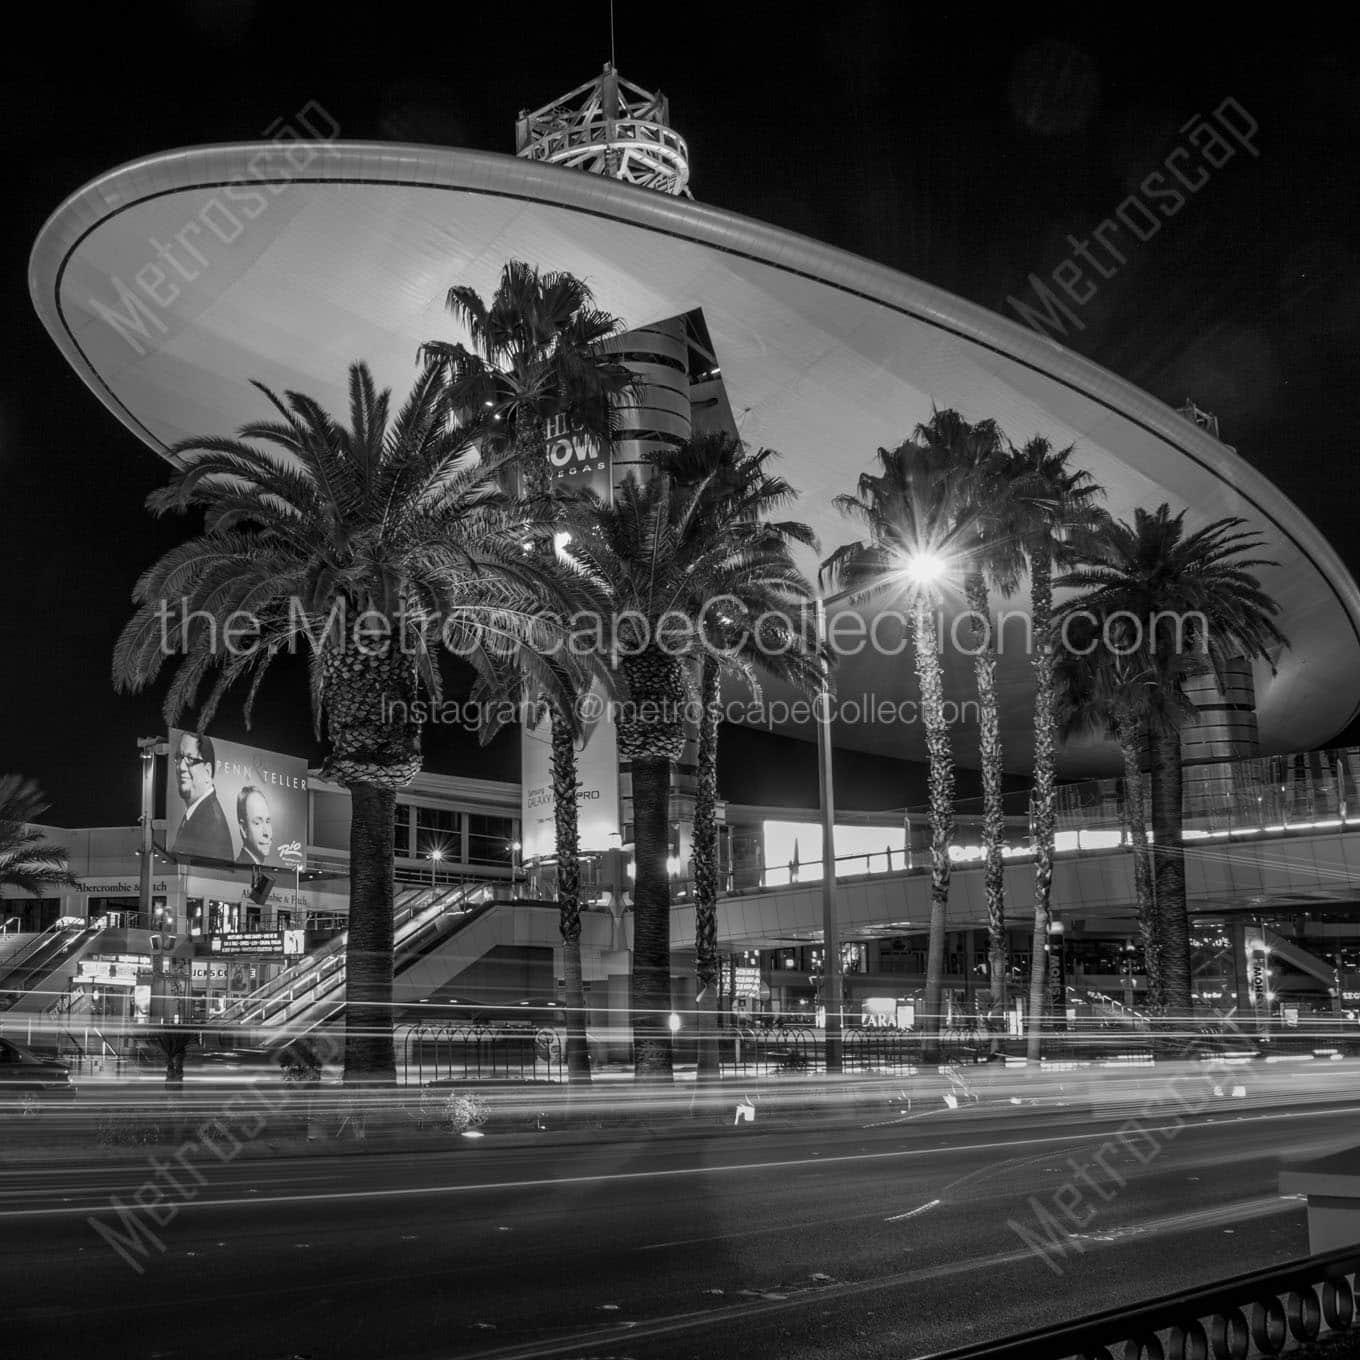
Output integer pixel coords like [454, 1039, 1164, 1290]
[394, 802, 412, 855]
[415, 806, 461, 859]
[467, 813, 514, 866]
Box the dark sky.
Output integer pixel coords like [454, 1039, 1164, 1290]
[4, 4, 1359, 826]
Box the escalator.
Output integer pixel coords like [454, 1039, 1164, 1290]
[0, 922, 99, 1013]
[219, 881, 525, 1047]
[1261, 927, 1340, 989]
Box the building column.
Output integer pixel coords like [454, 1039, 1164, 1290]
[1181, 657, 1260, 830]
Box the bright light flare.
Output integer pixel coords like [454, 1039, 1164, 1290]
[904, 551, 947, 585]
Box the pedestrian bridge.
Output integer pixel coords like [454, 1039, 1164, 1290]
[673, 745, 1360, 950]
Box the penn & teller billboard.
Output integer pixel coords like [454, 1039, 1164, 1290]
[166, 729, 308, 869]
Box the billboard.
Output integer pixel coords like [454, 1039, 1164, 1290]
[544, 412, 612, 500]
[166, 729, 308, 870]
[521, 687, 619, 860]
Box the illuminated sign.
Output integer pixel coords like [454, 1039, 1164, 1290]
[166, 728, 308, 869]
[210, 931, 286, 957]
[544, 413, 610, 497]
[522, 681, 618, 859]
[1248, 949, 1268, 1006]
[733, 966, 762, 998]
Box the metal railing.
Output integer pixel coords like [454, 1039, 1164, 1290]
[923, 1246, 1358, 1360]
[722, 1024, 819, 1075]
[718, 1024, 988, 1076]
[399, 1022, 566, 1085]
[735, 743, 1360, 894]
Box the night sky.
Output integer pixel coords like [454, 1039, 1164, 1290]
[4, 4, 1359, 827]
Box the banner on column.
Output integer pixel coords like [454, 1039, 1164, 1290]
[521, 685, 619, 860]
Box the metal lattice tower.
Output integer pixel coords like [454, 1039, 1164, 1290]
[1179, 399, 1222, 441]
[515, 63, 691, 197]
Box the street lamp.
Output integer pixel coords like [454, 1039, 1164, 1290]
[904, 551, 947, 587]
[814, 593, 844, 1073]
[430, 847, 443, 886]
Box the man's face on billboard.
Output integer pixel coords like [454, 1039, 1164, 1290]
[239, 790, 273, 860]
[175, 734, 213, 803]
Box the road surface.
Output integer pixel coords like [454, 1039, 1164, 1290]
[4, 1088, 1356, 1360]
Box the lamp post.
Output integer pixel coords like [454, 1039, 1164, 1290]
[136, 736, 166, 930]
[814, 594, 843, 1074]
[430, 847, 443, 886]
[510, 841, 521, 895]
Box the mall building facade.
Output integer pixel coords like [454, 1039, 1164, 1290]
[20, 63, 1360, 1045]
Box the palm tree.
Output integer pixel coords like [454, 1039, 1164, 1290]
[823, 433, 977, 1063]
[468, 640, 607, 1086]
[420, 260, 635, 503]
[1052, 615, 1182, 1011]
[561, 473, 816, 1080]
[114, 362, 566, 1086]
[422, 262, 636, 1083]
[1055, 505, 1287, 1015]
[914, 411, 1022, 1047]
[648, 433, 821, 1079]
[1006, 436, 1104, 1061]
[0, 777, 77, 899]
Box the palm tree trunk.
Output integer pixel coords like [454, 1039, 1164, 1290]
[1026, 551, 1056, 1063]
[912, 604, 953, 1065]
[631, 755, 674, 1081]
[1150, 726, 1192, 1016]
[516, 415, 550, 501]
[1117, 717, 1161, 1011]
[344, 782, 397, 1086]
[965, 572, 1007, 1051]
[693, 655, 722, 1081]
[550, 710, 591, 1086]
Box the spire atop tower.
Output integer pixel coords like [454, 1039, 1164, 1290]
[515, 63, 692, 197]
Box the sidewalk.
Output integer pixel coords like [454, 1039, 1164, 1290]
[5, 1052, 1355, 1167]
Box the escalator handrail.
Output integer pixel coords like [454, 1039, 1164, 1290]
[223, 879, 497, 1022]
[0, 922, 77, 988]
[250, 894, 505, 1031]
[0, 924, 95, 995]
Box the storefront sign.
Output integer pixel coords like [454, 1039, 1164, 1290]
[76, 877, 171, 897]
[76, 958, 143, 985]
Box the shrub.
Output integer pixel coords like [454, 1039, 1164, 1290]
[94, 1107, 165, 1146]
[417, 1088, 488, 1134]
